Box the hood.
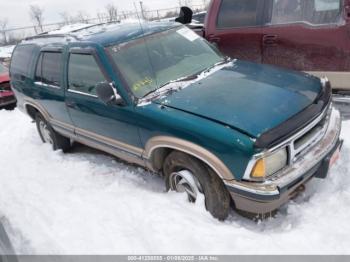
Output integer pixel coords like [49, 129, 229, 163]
[154, 60, 322, 138]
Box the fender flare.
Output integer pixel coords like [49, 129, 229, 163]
[144, 136, 235, 181]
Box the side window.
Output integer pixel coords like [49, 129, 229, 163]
[217, 0, 259, 28]
[10, 44, 36, 78]
[270, 0, 342, 25]
[35, 54, 43, 82]
[68, 53, 106, 96]
[35, 52, 62, 87]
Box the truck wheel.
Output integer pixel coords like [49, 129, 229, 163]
[35, 113, 71, 152]
[163, 151, 231, 221]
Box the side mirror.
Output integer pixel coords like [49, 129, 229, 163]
[175, 6, 193, 24]
[96, 82, 124, 106]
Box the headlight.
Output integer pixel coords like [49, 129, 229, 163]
[251, 148, 288, 180]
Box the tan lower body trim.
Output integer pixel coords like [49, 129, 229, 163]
[75, 127, 144, 157]
[73, 135, 146, 167]
[23, 99, 146, 166]
[23, 100, 235, 181]
[306, 71, 350, 90]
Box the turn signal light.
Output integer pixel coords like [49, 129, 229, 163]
[251, 159, 266, 179]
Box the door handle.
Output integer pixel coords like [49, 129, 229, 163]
[66, 100, 76, 109]
[263, 35, 278, 46]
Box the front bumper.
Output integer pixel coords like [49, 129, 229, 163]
[225, 107, 342, 214]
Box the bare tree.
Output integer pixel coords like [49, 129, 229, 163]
[178, 0, 192, 7]
[0, 19, 8, 45]
[29, 5, 44, 33]
[105, 4, 118, 22]
[97, 12, 106, 23]
[60, 11, 71, 25]
[75, 11, 90, 23]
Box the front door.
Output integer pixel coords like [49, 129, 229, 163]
[262, 0, 350, 90]
[64, 49, 143, 162]
[205, 0, 265, 63]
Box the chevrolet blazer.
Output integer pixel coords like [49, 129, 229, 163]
[10, 22, 342, 220]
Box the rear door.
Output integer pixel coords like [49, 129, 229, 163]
[205, 0, 265, 63]
[262, 0, 350, 90]
[34, 49, 74, 130]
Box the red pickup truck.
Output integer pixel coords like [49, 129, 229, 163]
[177, 0, 350, 95]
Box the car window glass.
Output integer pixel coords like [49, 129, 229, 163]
[217, 0, 259, 28]
[35, 53, 43, 82]
[68, 54, 106, 96]
[108, 27, 223, 98]
[270, 0, 342, 25]
[39, 52, 62, 87]
[10, 45, 36, 78]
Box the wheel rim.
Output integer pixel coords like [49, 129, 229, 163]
[169, 170, 202, 202]
[39, 120, 53, 144]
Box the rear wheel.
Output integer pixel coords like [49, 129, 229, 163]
[163, 151, 231, 221]
[35, 113, 71, 152]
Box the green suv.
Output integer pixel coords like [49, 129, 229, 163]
[10, 22, 342, 220]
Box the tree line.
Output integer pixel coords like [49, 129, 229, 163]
[0, 0, 208, 46]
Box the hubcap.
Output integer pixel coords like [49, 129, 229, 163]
[39, 121, 53, 144]
[169, 170, 202, 202]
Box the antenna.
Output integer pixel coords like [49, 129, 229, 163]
[133, 2, 159, 91]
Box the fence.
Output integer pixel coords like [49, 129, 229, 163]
[0, 2, 207, 45]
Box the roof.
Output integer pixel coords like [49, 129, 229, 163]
[23, 21, 179, 47]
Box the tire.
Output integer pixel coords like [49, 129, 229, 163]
[35, 113, 71, 152]
[163, 151, 231, 221]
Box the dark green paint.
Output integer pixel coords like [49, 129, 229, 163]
[11, 22, 323, 181]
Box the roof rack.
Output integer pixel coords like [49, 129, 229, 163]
[24, 21, 122, 42]
[24, 33, 80, 41]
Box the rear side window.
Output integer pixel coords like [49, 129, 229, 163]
[270, 0, 343, 25]
[10, 45, 36, 78]
[217, 0, 259, 28]
[35, 52, 62, 87]
[68, 54, 106, 96]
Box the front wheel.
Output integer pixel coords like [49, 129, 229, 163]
[35, 113, 71, 152]
[163, 151, 231, 221]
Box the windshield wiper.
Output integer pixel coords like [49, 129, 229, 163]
[141, 57, 231, 101]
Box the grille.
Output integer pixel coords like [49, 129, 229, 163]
[0, 95, 16, 105]
[289, 109, 329, 164]
[0, 82, 11, 91]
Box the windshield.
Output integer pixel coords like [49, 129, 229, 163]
[108, 26, 223, 98]
[0, 63, 8, 74]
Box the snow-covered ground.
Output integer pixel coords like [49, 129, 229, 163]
[0, 45, 15, 59]
[0, 109, 349, 255]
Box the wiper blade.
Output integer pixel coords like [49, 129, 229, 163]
[140, 58, 231, 100]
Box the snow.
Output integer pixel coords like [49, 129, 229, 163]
[0, 45, 15, 59]
[0, 109, 350, 255]
[48, 23, 95, 35]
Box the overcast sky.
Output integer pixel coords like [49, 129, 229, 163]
[2, 0, 196, 29]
